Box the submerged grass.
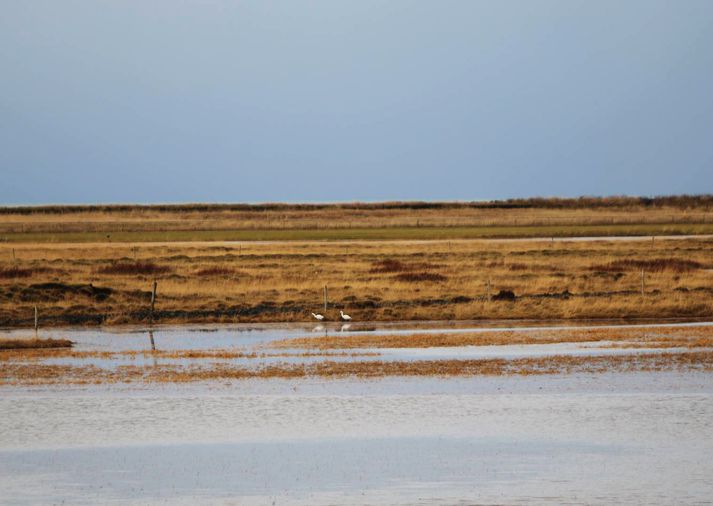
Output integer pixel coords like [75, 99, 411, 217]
[3, 350, 712, 385]
[272, 325, 713, 349]
[2, 323, 711, 385]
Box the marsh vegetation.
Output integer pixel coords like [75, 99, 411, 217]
[1, 236, 712, 327]
[1, 198, 712, 327]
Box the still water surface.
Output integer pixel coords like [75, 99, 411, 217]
[1, 323, 712, 505]
[2, 373, 712, 505]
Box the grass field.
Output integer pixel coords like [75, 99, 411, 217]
[1, 197, 713, 328]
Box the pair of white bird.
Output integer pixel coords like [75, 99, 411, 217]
[311, 310, 351, 321]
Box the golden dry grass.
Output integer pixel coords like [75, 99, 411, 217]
[1, 235, 712, 326]
[2, 199, 713, 326]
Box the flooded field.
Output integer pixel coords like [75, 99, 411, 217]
[2, 322, 713, 504]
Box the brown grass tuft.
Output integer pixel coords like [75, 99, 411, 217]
[370, 259, 442, 273]
[194, 267, 235, 277]
[370, 259, 408, 273]
[394, 272, 447, 282]
[97, 261, 171, 275]
[0, 267, 34, 278]
[591, 258, 703, 273]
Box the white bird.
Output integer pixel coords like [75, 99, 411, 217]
[339, 310, 352, 321]
[311, 312, 325, 321]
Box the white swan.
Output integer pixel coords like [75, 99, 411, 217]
[339, 310, 352, 321]
[311, 312, 325, 321]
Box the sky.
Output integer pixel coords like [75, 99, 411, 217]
[1, 1, 712, 204]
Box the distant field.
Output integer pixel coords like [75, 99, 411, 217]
[3, 223, 713, 243]
[2, 196, 713, 243]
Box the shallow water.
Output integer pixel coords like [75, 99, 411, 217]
[5, 319, 713, 352]
[1, 373, 712, 505]
[5, 321, 712, 370]
[2, 322, 713, 504]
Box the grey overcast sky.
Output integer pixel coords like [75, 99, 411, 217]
[1, 1, 712, 204]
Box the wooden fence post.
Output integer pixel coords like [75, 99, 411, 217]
[34, 306, 38, 337]
[640, 269, 645, 296]
[486, 278, 491, 300]
[323, 285, 328, 313]
[150, 280, 157, 324]
[148, 281, 158, 352]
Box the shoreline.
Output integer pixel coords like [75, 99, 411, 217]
[4, 316, 713, 333]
